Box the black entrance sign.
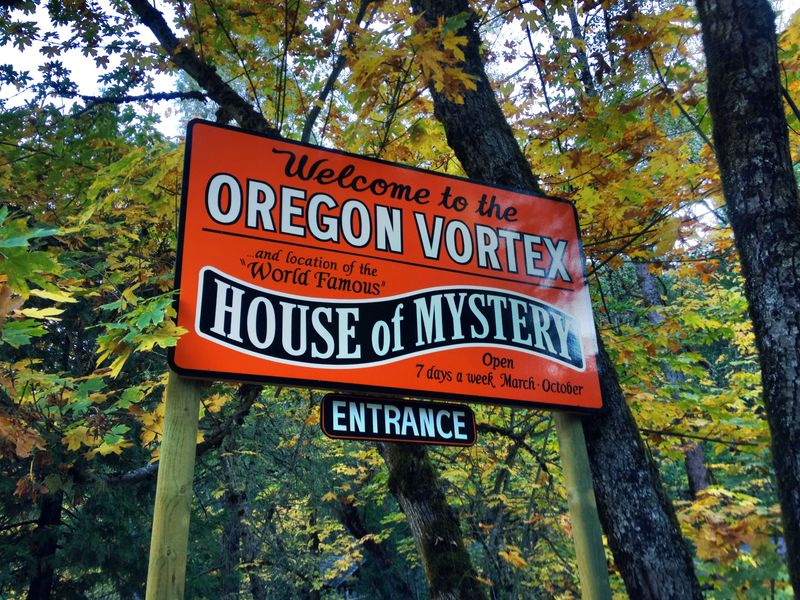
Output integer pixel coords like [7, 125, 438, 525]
[320, 394, 476, 446]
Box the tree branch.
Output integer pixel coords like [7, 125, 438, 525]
[640, 427, 761, 447]
[781, 84, 800, 123]
[647, 49, 714, 150]
[77, 90, 207, 104]
[72, 90, 207, 116]
[476, 422, 551, 470]
[105, 384, 264, 485]
[125, 0, 276, 134]
[204, 0, 263, 116]
[301, 0, 373, 143]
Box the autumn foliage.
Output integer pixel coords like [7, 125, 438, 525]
[0, 0, 797, 597]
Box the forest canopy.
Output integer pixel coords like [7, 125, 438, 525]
[2, 0, 800, 598]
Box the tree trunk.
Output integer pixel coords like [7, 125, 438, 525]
[409, 0, 702, 597]
[684, 443, 710, 498]
[220, 433, 244, 600]
[695, 0, 800, 589]
[583, 346, 702, 599]
[379, 443, 487, 600]
[218, 387, 268, 600]
[26, 490, 64, 600]
[335, 497, 416, 598]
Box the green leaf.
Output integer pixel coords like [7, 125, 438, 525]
[117, 386, 142, 409]
[0, 319, 47, 347]
[73, 377, 105, 401]
[135, 300, 168, 330]
[0, 227, 60, 249]
[66, 397, 93, 416]
[441, 12, 470, 34]
[0, 248, 59, 295]
[43, 473, 64, 494]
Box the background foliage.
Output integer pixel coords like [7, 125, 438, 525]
[1, 0, 797, 597]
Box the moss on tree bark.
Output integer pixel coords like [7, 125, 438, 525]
[380, 443, 487, 600]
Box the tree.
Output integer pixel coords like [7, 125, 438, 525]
[0, 0, 795, 596]
[695, 0, 800, 590]
[406, 0, 702, 597]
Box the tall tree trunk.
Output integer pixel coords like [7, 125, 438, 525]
[218, 388, 267, 600]
[220, 432, 244, 600]
[26, 490, 64, 600]
[379, 443, 487, 600]
[695, 0, 800, 589]
[408, 0, 702, 597]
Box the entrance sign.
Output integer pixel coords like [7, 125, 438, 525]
[320, 394, 476, 446]
[170, 120, 602, 411]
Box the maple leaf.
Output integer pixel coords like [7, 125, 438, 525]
[498, 546, 528, 569]
[62, 425, 94, 452]
[134, 321, 187, 353]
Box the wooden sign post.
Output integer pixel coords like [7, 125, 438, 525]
[555, 413, 612, 599]
[145, 372, 202, 600]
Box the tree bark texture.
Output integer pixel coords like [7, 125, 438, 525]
[582, 346, 702, 599]
[26, 490, 64, 600]
[380, 443, 487, 600]
[409, 0, 702, 597]
[695, 0, 800, 590]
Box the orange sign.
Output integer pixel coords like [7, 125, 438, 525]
[170, 120, 602, 411]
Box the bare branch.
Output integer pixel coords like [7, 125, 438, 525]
[640, 427, 761, 447]
[204, 0, 263, 118]
[781, 84, 800, 123]
[71, 90, 207, 117]
[648, 49, 714, 150]
[76, 90, 206, 105]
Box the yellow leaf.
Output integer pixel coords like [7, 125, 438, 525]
[204, 393, 229, 414]
[322, 491, 338, 502]
[654, 218, 682, 255]
[20, 306, 64, 319]
[305, 406, 320, 426]
[86, 439, 133, 458]
[108, 350, 132, 378]
[135, 321, 187, 352]
[498, 547, 528, 569]
[62, 426, 90, 451]
[29, 288, 77, 303]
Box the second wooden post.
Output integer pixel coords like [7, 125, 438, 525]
[555, 412, 612, 600]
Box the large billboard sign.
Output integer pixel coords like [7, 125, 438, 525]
[170, 120, 603, 411]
